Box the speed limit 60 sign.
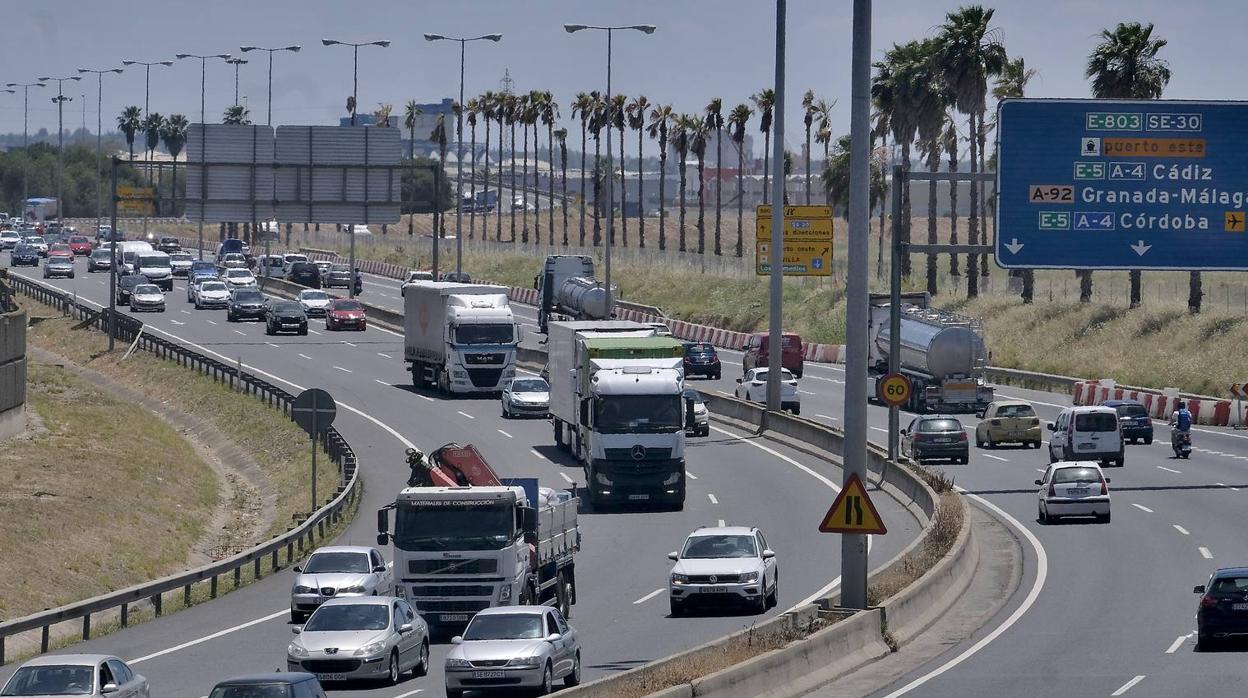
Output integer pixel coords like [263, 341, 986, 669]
[878, 373, 912, 407]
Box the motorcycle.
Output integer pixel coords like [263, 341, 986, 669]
[1171, 428, 1192, 459]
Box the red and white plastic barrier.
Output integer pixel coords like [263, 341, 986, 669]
[1072, 379, 1240, 427]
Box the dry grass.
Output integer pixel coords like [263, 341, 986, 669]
[0, 362, 218, 619]
[867, 491, 965, 606]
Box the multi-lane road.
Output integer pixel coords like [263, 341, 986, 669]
[1, 256, 921, 697]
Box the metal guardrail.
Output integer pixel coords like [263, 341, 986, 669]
[0, 275, 361, 665]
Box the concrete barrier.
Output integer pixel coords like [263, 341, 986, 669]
[0, 305, 27, 441]
[878, 509, 976, 647]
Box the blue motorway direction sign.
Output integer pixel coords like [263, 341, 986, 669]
[996, 99, 1248, 270]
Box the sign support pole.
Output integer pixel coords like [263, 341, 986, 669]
[766, 0, 786, 413]
[888, 165, 904, 461]
[311, 400, 318, 515]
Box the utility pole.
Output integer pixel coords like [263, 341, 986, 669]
[6, 81, 46, 213]
[40, 76, 81, 221]
[765, 0, 786, 412]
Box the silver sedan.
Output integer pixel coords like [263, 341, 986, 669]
[445, 606, 581, 697]
[1, 654, 149, 697]
[501, 377, 550, 419]
[290, 545, 393, 622]
[287, 596, 429, 686]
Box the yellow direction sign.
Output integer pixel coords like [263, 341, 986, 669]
[818, 473, 887, 535]
[877, 372, 912, 407]
[757, 204, 832, 218]
[116, 185, 155, 215]
[756, 217, 834, 241]
[117, 185, 154, 200]
[756, 241, 831, 277]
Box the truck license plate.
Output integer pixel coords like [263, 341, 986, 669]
[473, 670, 506, 679]
[316, 674, 344, 682]
[628, 494, 650, 501]
[1233, 603, 1248, 611]
[440, 613, 469, 623]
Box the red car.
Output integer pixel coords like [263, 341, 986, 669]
[325, 298, 366, 331]
[742, 332, 805, 378]
[67, 235, 93, 255]
[46, 243, 74, 261]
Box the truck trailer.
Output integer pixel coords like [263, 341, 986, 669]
[403, 281, 519, 394]
[535, 255, 614, 334]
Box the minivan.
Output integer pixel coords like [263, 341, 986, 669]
[743, 332, 804, 378]
[1048, 405, 1124, 467]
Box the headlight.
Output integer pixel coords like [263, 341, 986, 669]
[446, 658, 473, 669]
[671, 573, 689, 585]
[338, 585, 366, 594]
[355, 641, 387, 657]
[293, 585, 316, 594]
[498, 584, 512, 602]
[740, 572, 759, 583]
[288, 643, 309, 658]
[508, 655, 543, 668]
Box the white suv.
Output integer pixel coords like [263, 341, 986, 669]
[1048, 406, 1124, 467]
[668, 526, 778, 616]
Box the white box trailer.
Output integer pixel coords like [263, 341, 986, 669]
[403, 281, 519, 394]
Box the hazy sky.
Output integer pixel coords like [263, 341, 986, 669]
[3, 0, 1241, 157]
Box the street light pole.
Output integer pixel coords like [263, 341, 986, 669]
[766, 0, 786, 413]
[563, 23, 656, 314]
[225, 57, 248, 105]
[175, 53, 232, 260]
[425, 33, 503, 276]
[239, 45, 302, 126]
[120, 60, 172, 243]
[77, 66, 124, 349]
[6, 81, 46, 214]
[321, 38, 390, 298]
[39, 76, 82, 223]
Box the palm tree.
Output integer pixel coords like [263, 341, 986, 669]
[704, 98, 725, 255]
[496, 92, 509, 241]
[466, 98, 479, 240]
[222, 104, 250, 125]
[935, 4, 1007, 298]
[727, 104, 752, 258]
[813, 99, 834, 204]
[911, 39, 951, 295]
[555, 127, 569, 245]
[992, 56, 1038, 300]
[942, 118, 961, 277]
[519, 92, 535, 244]
[404, 100, 421, 235]
[504, 93, 519, 243]
[1087, 23, 1172, 308]
[603, 94, 624, 247]
[801, 90, 818, 204]
[873, 40, 927, 277]
[751, 89, 775, 203]
[688, 116, 710, 256]
[479, 91, 496, 231]
[538, 91, 558, 245]
[160, 114, 188, 217]
[117, 106, 142, 161]
[571, 92, 595, 246]
[626, 96, 650, 248]
[872, 109, 890, 278]
[669, 114, 694, 253]
[589, 93, 606, 246]
[646, 104, 674, 250]
[142, 112, 164, 162]
[431, 114, 449, 240]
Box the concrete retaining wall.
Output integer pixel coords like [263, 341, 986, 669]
[0, 307, 27, 440]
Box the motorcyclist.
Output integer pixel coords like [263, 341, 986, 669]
[1170, 401, 1193, 440]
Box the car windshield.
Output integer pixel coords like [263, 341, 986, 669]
[271, 301, 303, 313]
[13, 245, 31, 254]
[394, 501, 513, 551]
[285, 255, 307, 263]
[1114, 404, 1148, 418]
[1052, 467, 1101, 484]
[192, 261, 215, 271]
[171, 254, 192, 262]
[332, 300, 363, 311]
[25, 237, 44, 244]
[463, 614, 545, 641]
[49, 244, 69, 252]
[201, 282, 227, 292]
[226, 269, 251, 278]
[920, 419, 961, 433]
[137, 255, 170, 268]
[69, 237, 88, 244]
[134, 285, 160, 295]
[223, 254, 245, 262]
[331, 264, 350, 273]
[595, 395, 682, 433]
[455, 324, 514, 344]
[90, 250, 109, 258]
[1075, 413, 1118, 432]
[208, 685, 293, 698]
[303, 551, 371, 574]
[751, 369, 794, 382]
[0, 665, 94, 695]
[233, 291, 263, 302]
[49, 258, 71, 266]
[996, 404, 1036, 418]
[304, 603, 389, 632]
[681, 534, 757, 559]
[301, 291, 329, 301]
[511, 379, 548, 393]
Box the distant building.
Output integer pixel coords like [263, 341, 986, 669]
[668, 129, 754, 168]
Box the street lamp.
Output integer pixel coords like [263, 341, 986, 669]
[424, 32, 502, 278]
[38, 75, 82, 226]
[322, 38, 390, 298]
[77, 65, 124, 350]
[238, 45, 301, 126]
[121, 60, 173, 243]
[563, 23, 656, 312]
[175, 52, 232, 262]
[6, 81, 46, 209]
[225, 57, 248, 105]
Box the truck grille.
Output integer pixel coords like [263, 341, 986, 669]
[408, 558, 498, 574]
[299, 659, 361, 673]
[466, 367, 503, 387]
[413, 585, 494, 597]
[464, 352, 504, 365]
[416, 600, 492, 613]
[604, 447, 673, 461]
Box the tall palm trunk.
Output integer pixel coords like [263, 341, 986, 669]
[509, 118, 518, 243]
[497, 113, 505, 242]
[926, 145, 938, 295]
[966, 113, 980, 298]
[637, 126, 646, 248]
[735, 142, 745, 257]
[521, 121, 530, 244]
[560, 142, 569, 246]
[899, 140, 913, 277]
[876, 133, 885, 280]
[657, 136, 668, 250]
[696, 158, 706, 255]
[483, 115, 491, 240]
[978, 116, 989, 279]
[804, 123, 812, 204]
[714, 128, 723, 255]
[761, 129, 771, 204]
[408, 123, 416, 235]
[579, 120, 588, 246]
[592, 130, 602, 246]
[619, 122, 627, 247]
[469, 119, 477, 240]
[548, 122, 556, 245]
[677, 150, 688, 252]
[948, 140, 960, 276]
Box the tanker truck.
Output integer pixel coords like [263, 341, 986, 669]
[535, 255, 616, 333]
[866, 292, 993, 413]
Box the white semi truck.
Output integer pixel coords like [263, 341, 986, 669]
[547, 320, 691, 510]
[403, 281, 519, 394]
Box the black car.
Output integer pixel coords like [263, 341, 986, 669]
[286, 261, 322, 288]
[901, 415, 969, 465]
[1195, 567, 1248, 650]
[683, 342, 722, 380]
[9, 244, 39, 266]
[1102, 398, 1154, 445]
[227, 288, 268, 322]
[207, 672, 326, 698]
[157, 236, 182, 253]
[116, 273, 150, 303]
[265, 300, 309, 336]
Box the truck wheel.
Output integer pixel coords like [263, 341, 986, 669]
[556, 573, 572, 618]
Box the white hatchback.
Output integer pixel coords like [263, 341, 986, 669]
[223, 268, 257, 289]
[1036, 461, 1111, 524]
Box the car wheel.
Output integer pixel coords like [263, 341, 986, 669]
[766, 572, 779, 608]
[445, 689, 463, 698]
[669, 597, 684, 617]
[1115, 457, 1124, 468]
[712, 371, 721, 381]
[975, 437, 984, 448]
[752, 588, 768, 614]
[227, 313, 235, 322]
[1097, 512, 1111, 524]
[1038, 503, 1048, 524]
[985, 436, 994, 449]
[385, 649, 400, 685]
[1196, 634, 1212, 652]
[299, 328, 308, 336]
[538, 663, 553, 695]
[1145, 436, 1153, 445]
[564, 651, 582, 687]
[414, 639, 429, 677]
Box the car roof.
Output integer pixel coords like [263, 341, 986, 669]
[20, 653, 116, 667]
[1065, 405, 1116, 413]
[1102, 399, 1143, 407]
[919, 414, 961, 421]
[688, 525, 757, 537]
[1213, 567, 1248, 577]
[990, 400, 1031, 407]
[320, 594, 394, 608]
[1050, 460, 1105, 470]
[472, 605, 548, 617]
[311, 545, 374, 555]
[213, 672, 314, 686]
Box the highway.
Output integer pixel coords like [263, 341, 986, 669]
[1, 256, 921, 697]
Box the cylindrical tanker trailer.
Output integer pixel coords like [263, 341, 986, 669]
[535, 255, 618, 333]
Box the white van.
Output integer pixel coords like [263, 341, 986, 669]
[115, 240, 154, 274]
[281, 253, 308, 274]
[134, 250, 174, 291]
[1048, 406, 1124, 467]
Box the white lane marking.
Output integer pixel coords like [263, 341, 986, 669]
[497, 430, 513, 438]
[1165, 634, 1191, 654]
[180, 310, 191, 315]
[718, 519, 726, 527]
[333, 366, 352, 373]
[633, 588, 664, 605]
[206, 319, 217, 325]
[1217, 482, 1241, 491]
[457, 410, 475, 420]
[417, 394, 435, 402]
[266, 342, 279, 348]
[297, 353, 312, 360]
[558, 472, 575, 485]
[129, 608, 287, 664]
[1174, 525, 1190, 536]
[342, 341, 357, 347]
[377, 352, 392, 359]
[1111, 676, 1146, 696]
[815, 414, 838, 421]
[707, 493, 719, 505]
[982, 454, 1008, 462]
[1200, 546, 1213, 559]
[531, 448, 548, 461]
[1205, 450, 1225, 456]
[233, 329, 245, 336]
[390, 690, 424, 698]
[716, 390, 733, 397]
[170, 319, 185, 325]
[884, 488, 1048, 697]
[1157, 465, 1182, 474]
[374, 379, 389, 386]
[307, 329, 321, 335]
[1131, 503, 1153, 513]
[869, 426, 889, 433]
[798, 389, 816, 395]
[686, 472, 698, 480]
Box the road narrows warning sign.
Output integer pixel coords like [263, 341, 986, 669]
[818, 473, 887, 535]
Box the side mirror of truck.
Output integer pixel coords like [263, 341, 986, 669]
[521, 506, 538, 534]
[579, 399, 591, 428]
[376, 533, 388, 546]
[377, 508, 389, 536]
[515, 324, 524, 342]
[685, 397, 696, 426]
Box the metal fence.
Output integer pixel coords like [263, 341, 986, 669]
[0, 275, 361, 665]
